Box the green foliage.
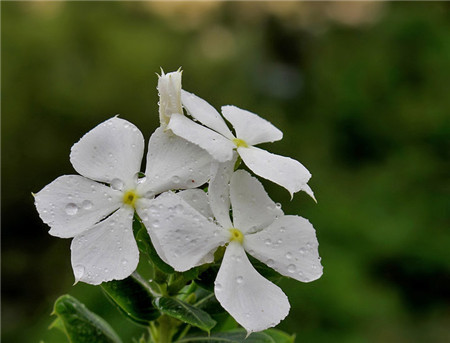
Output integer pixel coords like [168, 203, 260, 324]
[154, 297, 217, 333]
[101, 274, 160, 326]
[50, 295, 122, 343]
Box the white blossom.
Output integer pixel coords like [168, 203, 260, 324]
[157, 68, 183, 128]
[34, 117, 212, 285]
[140, 167, 323, 333]
[166, 87, 315, 198]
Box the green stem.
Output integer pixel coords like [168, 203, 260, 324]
[157, 315, 173, 343]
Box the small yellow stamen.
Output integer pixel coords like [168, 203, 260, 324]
[232, 138, 249, 148]
[123, 190, 138, 208]
[229, 228, 244, 244]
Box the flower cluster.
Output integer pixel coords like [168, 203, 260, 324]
[34, 69, 323, 334]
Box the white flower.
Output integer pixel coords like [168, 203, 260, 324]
[166, 88, 314, 198]
[34, 117, 212, 285]
[140, 165, 323, 333]
[157, 68, 183, 128]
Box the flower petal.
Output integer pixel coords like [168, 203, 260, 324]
[238, 146, 312, 198]
[158, 69, 183, 127]
[34, 175, 122, 238]
[221, 105, 282, 146]
[230, 170, 283, 234]
[177, 189, 214, 220]
[181, 90, 234, 139]
[70, 206, 139, 285]
[208, 154, 237, 229]
[214, 241, 290, 334]
[141, 127, 213, 195]
[70, 117, 144, 187]
[138, 192, 228, 272]
[244, 215, 323, 283]
[168, 113, 235, 163]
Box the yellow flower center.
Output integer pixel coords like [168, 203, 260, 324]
[232, 138, 249, 148]
[229, 228, 244, 244]
[123, 190, 139, 208]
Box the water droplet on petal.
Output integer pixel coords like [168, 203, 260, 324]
[65, 203, 79, 215]
[287, 264, 296, 273]
[286, 252, 292, 259]
[111, 178, 124, 191]
[264, 239, 272, 246]
[171, 176, 180, 184]
[266, 259, 274, 267]
[215, 283, 222, 291]
[81, 200, 93, 210]
[275, 203, 282, 209]
[73, 265, 85, 280]
[174, 204, 184, 214]
[236, 276, 244, 284]
[121, 259, 128, 266]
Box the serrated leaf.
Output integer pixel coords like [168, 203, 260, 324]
[154, 297, 216, 332]
[101, 273, 160, 325]
[51, 294, 122, 343]
[175, 329, 275, 343]
[264, 329, 295, 343]
[134, 218, 175, 274]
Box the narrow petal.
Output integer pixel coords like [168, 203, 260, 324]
[221, 105, 282, 146]
[70, 117, 144, 187]
[214, 241, 290, 334]
[168, 113, 235, 163]
[70, 206, 139, 285]
[34, 175, 122, 238]
[239, 146, 312, 198]
[208, 154, 237, 229]
[138, 192, 228, 272]
[244, 215, 323, 283]
[181, 90, 234, 139]
[230, 170, 283, 234]
[141, 127, 213, 195]
[158, 69, 183, 126]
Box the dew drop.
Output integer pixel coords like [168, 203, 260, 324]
[171, 175, 180, 184]
[287, 264, 296, 273]
[174, 204, 184, 214]
[121, 259, 128, 266]
[266, 259, 274, 267]
[264, 239, 272, 246]
[81, 200, 93, 210]
[215, 283, 222, 291]
[299, 247, 306, 255]
[111, 178, 124, 191]
[286, 252, 292, 259]
[236, 276, 244, 284]
[275, 203, 282, 209]
[65, 203, 79, 215]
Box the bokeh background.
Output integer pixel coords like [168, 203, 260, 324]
[2, 1, 449, 342]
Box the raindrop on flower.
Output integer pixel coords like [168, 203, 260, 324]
[171, 175, 180, 184]
[287, 264, 296, 273]
[215, 283, 222, 291]
[286, 252, 292, 259]
[236, 276, 244, 284]
[111, 178, 124, 191]
[81, 200, 93, 210]
[65, 203, 79, 215]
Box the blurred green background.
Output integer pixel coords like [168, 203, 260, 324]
[2, 1, 449, 342]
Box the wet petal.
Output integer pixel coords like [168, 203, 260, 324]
[34, 175, 122, 238]
[244, 215, 323, 283]
[70, 206, 138, 285]
[221, 105, 282, 146]
[70, 117, 144, 187]
[138, 192, 228, 272]
[208, 154, 237, 229]
[141, 127, 213, 195]
[176, 189, 214, 220]
[238, 146, 312, 198]
[230, 170, 283, 234]
[168, 113, 235, 163]
[214, 241, 290, 334]
[181, 90, 234, 139]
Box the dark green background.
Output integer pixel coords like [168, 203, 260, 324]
[2, 2, 449, 342]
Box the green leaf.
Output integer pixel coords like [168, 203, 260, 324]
[101, 273, 160, 325]
[175, 329, 275, 343]
[51, 294, 122, 343]
[154, 297, 216, 332]
[134, 218, 175, 274]
[264, 329, 295, 343]
[192, 287, 226, 315]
